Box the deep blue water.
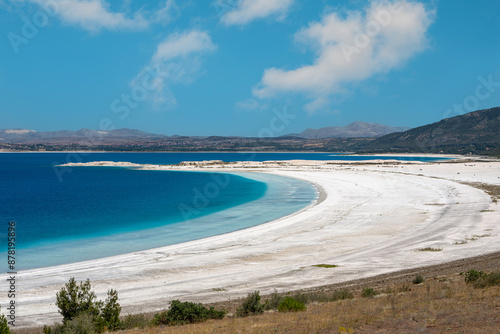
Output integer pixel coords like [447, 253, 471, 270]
[0, 152, 447, 270]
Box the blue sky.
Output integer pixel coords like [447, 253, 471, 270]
[1, 0, 500, 136]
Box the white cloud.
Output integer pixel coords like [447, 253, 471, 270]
[253, 0, 434, 111]
[132, 30, 217, 109]
[153, 0, 179, 25]
[19, 0, 177, 32]
[218, 0, 294, 26]
[152, 30, 217, 63]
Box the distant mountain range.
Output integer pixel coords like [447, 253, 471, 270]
[286, 121, 409, 139]
[0, 128, 167, 144]
[362, 107, 500, 154]
[1, 107, 499, 155]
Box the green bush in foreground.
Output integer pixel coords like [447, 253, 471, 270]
[236, 291, 266, 317]
[0, 311, 10, 334]
[464, 269, 486, 283]
[361, 288, 378, 298]
[277, 297, 306, 312]
[413, 275, 425, 285]
[473, 272, 500, 289]
[152, 300, 226, 326]
[43, 278, 121, 334]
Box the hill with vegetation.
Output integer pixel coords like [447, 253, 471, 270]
[360, 107, 500, 155]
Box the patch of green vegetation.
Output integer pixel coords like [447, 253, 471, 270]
[472, 272, 500, 289]
[121, 314, 149, 330]
[265, 289, 283, 310]
[152, 300, 226, 326]
[312, 264, 339, 268]
[361, 288, 378, 298]
[0, 312, 10, 334]
[454, 240, 467, 245]
[278, 297, 306, 312]
[44, 277, 121, 334]
[236, 291, 266, 317]
[413, 275, 425, 285]
[463, 270, 485, 284]
[212, 287, 227, 292]
[417, 247, 443, 252]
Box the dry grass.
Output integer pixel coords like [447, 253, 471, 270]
[461, 182, 500, 203]
[14, 252, 500, 334]
[115, 277, 500, 334]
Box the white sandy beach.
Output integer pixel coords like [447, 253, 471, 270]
[2, 159, 500, 327]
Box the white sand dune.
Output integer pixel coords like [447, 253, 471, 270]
[2, 159, 499, 327]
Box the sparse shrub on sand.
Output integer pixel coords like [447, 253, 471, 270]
[417, 247, 442, 252]
[236, 291, 266, 317]
[277, 297, 306, 312]
[413, 275, 425, 284]
[312, 264, 338, 268]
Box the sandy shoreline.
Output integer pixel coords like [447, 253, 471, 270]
[1, 159, 499, 327]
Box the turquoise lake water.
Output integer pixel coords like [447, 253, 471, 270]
[0, 153, 448, 270]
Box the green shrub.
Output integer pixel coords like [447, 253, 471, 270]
[236, 291, 265, 317]
[291, 293, 310, 305]
[121, 314, 149, 330]
[265, 289, 283, 310]
[49, 278, 122, 333]
[98, 289, 121, 331]
[413, 275, 425, 284]
[277, 297, 306, 312]
[361, 288, 378, 298]
[61, 312, 97, 334]
[152, 300, 226, 326]
[0, 312, 10, 334]
[464, 269, 486, 283]
[474, 272, 500, 288]
[56, 278, 99, 322]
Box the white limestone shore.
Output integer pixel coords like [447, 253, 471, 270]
[2, 159, 499, 327]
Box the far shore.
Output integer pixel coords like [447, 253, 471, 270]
[0, 150, 488, 159]
[1, 159, 499, 328]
